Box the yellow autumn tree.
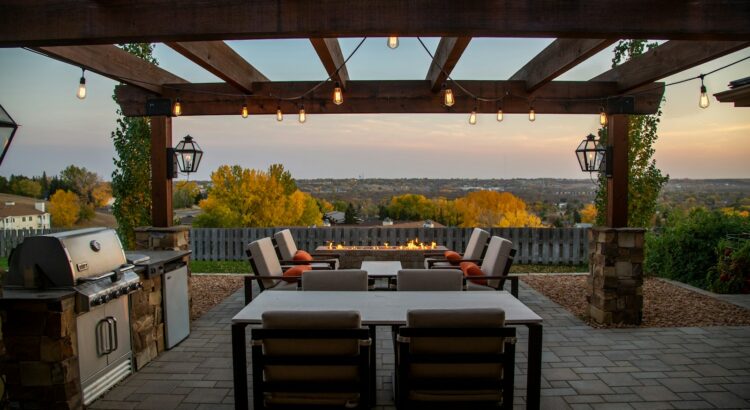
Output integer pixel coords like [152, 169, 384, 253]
[92, 182, 113, 208]
[49, 189, 80, 227]
[580, 203, 598, 223]
[454, 191, 543, 227]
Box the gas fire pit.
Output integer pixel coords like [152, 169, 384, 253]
[315, 239, 449, 268]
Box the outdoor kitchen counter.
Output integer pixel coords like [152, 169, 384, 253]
[0, 288, 75, 302]
[126, 249, 191, 278]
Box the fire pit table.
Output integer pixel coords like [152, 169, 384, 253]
[314, 243, 449, 269]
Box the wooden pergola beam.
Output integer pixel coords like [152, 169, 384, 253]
[166, 41, 269, 94]
[510, 39, 616, 92]
[426, 37, 472, 92]
[3, 1, 750, 47]
[309, 38, 349, 89]
[715, 84, 750, 107]
[592, 40, 750, 92]
[33, 45, 187, 94]
[115, 80, 665, 116]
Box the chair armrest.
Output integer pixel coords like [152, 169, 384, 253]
[310, 253, 341, 259]
[463, 275, 519, 297]
[280, 259, 337, 269]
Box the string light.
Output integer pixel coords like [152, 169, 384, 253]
[528, 106, 536, 122]
[76, 68, 87, 100]
[699, 75, 710, 109]
[241, 103, 249, 118]
[298, 104, 306, 123]
[469, 103, 477, 125]
[496, 107, 503, 122]
[276, 105, 283, 122]
[387, 36, 399, 49]
[443, 83, 455, 107]
[599, 107, 608, 125]
[172, 98, 182, 117]
[333, 82, 343, 105]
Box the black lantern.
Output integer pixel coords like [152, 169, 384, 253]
[575, 134, 606, 173]
[170, 135, 203, 176]
[0, 104, 19, 167]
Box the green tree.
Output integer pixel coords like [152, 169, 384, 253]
[10, 178, 42, 198]
[594, 40, 669, 227]
[173, 181, 200, 209]
[268, 164, 297, 195]
[111, 43, 156, 248]
[60, 165, 100, 204]
[344, 202, 358, 224]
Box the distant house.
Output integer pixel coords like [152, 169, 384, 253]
[0, 201, 51, 230]
[382, 217, 394, 226]
[324, 211, 346, 224]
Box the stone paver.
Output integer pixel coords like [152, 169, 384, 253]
[93, 281, 750, 409]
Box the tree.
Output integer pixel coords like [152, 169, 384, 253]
[92, 182, 113, 208]
[10, 178, 42, 198]
[268, 164, 297, 195]
[60, 165, 100, 203]
[344, 202, 358, 224]
[580, 203, 598, 224]
[49, 189, 80, 227]
[173, 181, 200, 209]
[39, 171, 50, 198]
[454, 191, 543, 228]
[386, 194, 436, 221]
[594, 40, 669, 227]
[111, 43, 156, 248]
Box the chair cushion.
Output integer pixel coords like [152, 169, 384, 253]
[247, 238, 283, 289]
[302, 270, 368, 291]
[282, 265, 312, 283]
[444, 250, 462, 265]
[460, 262, 487, 286]
[481, 236, 513, 288]
[464, 228, 490, 260]
[293, 250, 313, 261]
[273, 229, 298, 260]
[397, 269, 463, 291]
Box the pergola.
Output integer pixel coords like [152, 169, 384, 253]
[2, 1, 749, 230]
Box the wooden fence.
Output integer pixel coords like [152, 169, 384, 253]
[190, 227, 590, 264]
[0, 228, 64, 258]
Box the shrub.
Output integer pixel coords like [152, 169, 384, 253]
[707, 238, 750, 294]
[644, 208, 750, 289]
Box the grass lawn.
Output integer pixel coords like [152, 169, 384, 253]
[0, 257, 7, 271]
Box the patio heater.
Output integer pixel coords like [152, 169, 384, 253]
[0, 104, 19, 167]
[575, 133, 609, 176]
[168, 135, 203, 179]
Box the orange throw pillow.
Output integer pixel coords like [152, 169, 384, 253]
[444, 250, 462, 265]
[282, 265, 312, 283]
[293, 250, 313, 261]
[460, 262, 487, 286]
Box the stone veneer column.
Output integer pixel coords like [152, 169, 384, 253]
[0, 295, 81, 409]
[131, 226, 191, 369]
[586, 227, 646, 325]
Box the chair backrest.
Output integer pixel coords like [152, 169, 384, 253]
[481, 236, 514, 288]
[397, 269, 463, 291]
[247, 237, 283, 289]
[254, 310, 370, 408]
[302, 270, 369, 291]
[273, 229, 298, 260]
[464, 228, 490, 260]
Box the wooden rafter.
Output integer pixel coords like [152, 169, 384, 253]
[33, 45, 187, 94]
[426, 37, 472, 92]
[510, 39, 616, 92]
[715, 85, 750, 107]
[166, 41, 269, 94]
[3, 1, 749, 47]
[592, 40, 750, 92]
[115, 80, 665, 116]
[309, 38, 349, 89]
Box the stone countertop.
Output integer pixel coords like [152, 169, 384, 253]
[126, 249, 191, 278]
[0, 287, 76, 302]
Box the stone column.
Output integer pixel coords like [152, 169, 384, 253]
[134, 225, 190, 251]
[587, 227, 645, 325]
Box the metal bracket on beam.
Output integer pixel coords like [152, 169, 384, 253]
[146, 98, 174, 117]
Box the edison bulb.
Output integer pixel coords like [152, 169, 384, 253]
[699, 85, 710, 108]
[173, 99, 182, 117]
[276, 106, 283, 122]
[241, 104, 249, 118]
[599, 110, 607, 126]
[496, 109, 503, 122]
[298, 107, 306, 123]
[387, 36, 399, 49]
[469, 110, 477, 125]
[528, 108, 536, 122]
[77, 76, 87, 99]
[333, 84, 343, 105]
[443, 88, 455, 107]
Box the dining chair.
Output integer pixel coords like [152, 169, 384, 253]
[273, 228, 340, 269]
[394, 308, 516, 408]
[302, 269, 369, 291]
[251, 310, 372, 409]
[461, 236, 518, 296]
[396, 269, 464, 291]
[424, 228, 490, 268]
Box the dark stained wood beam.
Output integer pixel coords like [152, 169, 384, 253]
[591, 40, 750, 92]
[3, 1, 750, 47]
[426, 37, 472, 92]
[715, 84, 750, 107]
[309, 38, 349, 89]
[150, 116, 173, 227]
[115, 80, 665, 116]
[606, 114, 629, 228]
[510, 39, 616, 92]
[33, 45, 187, 94]
[166, 41, 268, 94]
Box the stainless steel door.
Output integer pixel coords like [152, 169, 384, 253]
[164, 265, 190, 348]
[76, 305, 108, 382]
[105, 296, 132, 363]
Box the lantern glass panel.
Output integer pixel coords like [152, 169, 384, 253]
[173, 135, 203, 174]
[0, 104, 18, 167]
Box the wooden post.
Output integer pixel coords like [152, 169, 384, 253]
[606, 114, 628, 228]
[150, 116, 173, 227]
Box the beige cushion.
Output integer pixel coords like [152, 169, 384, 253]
[302, 270, 368, 291]
[423, 258, 453, 269]
[464, 228, 491, 260]
[397, 269, 463, 291]
[273, 229, 297, 260]
[480, 236, 513, 288]
[247, 238, 283, 288]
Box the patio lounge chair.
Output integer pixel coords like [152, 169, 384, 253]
[251, 310, 372, 409]
[394, 308, 516, 408]
[273, 228, 340, 269]
[443, 236, 518, 297]
[424, 228, 490, 268]
[302, 270, 369, 291]
[396, 269, 464, 291]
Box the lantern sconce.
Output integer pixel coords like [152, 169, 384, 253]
[575, 133, 610, 177]
[167, 135, 203, 179]
[0, 104, 19, 167]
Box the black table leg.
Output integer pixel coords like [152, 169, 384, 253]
[368, 324, 377, 406]
[232, 323, 249, 410]
[526, 323, 543, 410]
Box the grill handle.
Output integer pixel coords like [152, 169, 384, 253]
[78, 271, 115, 283]
[106, 317, 118, 353]
[96, 319, 109, 356]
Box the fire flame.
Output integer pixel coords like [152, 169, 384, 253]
[326, 239, 437, 250]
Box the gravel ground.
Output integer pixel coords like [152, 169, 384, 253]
[521, 275, 750, 328]
[190, 274, 244, 320]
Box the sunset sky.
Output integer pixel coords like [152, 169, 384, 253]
[1, 38, 748, 181]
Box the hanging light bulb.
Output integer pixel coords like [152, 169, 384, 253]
[173, 98, 182, 117]
[276, 105, 283, 122]
[443, 84, 455, 107]
[599, 107, 607, 126]
[699, 75, 710, 109]
[387, 36, 399, 49]
[76, 69, 87, 100]
[298, 105, 306, 123]
[528, 106, 536, 122]
[241, 103, 249, 118]
[496, 108, 503, 122]
[333, 82, 344, 105]
[469, 104, 477, 125]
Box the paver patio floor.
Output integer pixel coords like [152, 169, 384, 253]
[92, 281, 750, 410]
